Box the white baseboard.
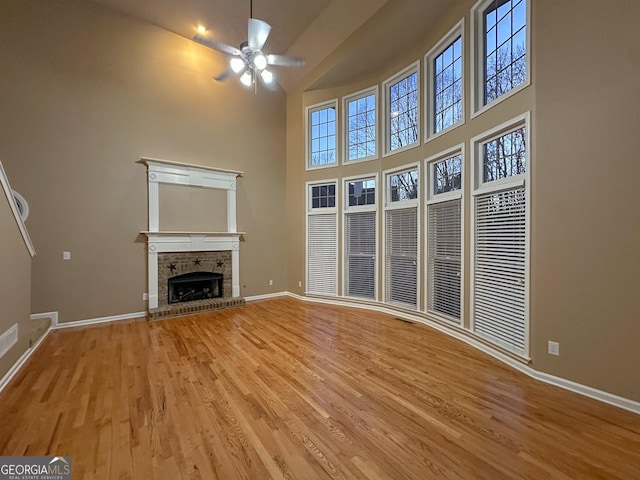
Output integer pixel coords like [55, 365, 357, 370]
[0, 325, 52, 394]
[54, 311, 147, 329]
[30, 311, 58, 328]
[245, 292, 288, 302]
[284, 292, 640, 415]
[531, 370, 640, 414]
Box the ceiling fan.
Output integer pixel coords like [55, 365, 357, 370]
[193, 0, 306, 90]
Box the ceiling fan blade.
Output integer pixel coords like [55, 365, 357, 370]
[213, 67, 240, 82]
[193, 34, 241, 56]
[247, 18, 271, 50]
[266, 54, 306, 68]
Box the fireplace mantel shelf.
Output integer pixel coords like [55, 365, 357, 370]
[141, 231, 245, 237]
[139, 157, 243, 177]
[142, 231, 243, 255]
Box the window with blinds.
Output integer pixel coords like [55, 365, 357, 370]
[384, 166, 419, 309]
[425, 149, 463, 323]
[307, 213, 338, 295]
[473, 187, 526, 352]
[471, 116, 529, 357]
[306, 181, 338, 296]
[427, 199, 461, 321]
[345, 211, 376, 299]
[344, 177, 377, 299]
[385, 207, 418, 309]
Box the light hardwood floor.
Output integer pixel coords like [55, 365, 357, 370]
[1, 297, 639, 479]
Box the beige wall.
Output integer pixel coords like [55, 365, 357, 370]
[532, 0, 640, 400]
[287, 0, 640, 401]
[0, 167, 33, 379]
[0, 0, 288, 323]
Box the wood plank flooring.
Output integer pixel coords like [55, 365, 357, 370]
[1, 297, 639, 479]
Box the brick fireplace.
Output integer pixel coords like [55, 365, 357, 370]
[158, 251, 230, 307]
[140, 158, 245, 320]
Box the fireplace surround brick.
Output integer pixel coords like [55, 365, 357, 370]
[157, 251, 232, 308]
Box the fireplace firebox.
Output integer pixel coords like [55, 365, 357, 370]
[168, 271, 223, 304]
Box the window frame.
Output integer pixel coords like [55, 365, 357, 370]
[424, 19, 465, 142]
[305, 179, 339, 297]
[343, 86, 379, 164]
[342, 173, 379, 300]
[382, 61, 421, 157]
[470, 112, 531, 357]
[306, 99, 339, 171]
[307, 180, 338, 212]
[470, 0, 531, 118]
[424, 145, 465, 325]
[385, 166, 420, 208]
[382, 163, 421, 310]
[471, 111, 530, 193]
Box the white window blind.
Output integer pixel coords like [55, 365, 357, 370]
[307, 213, 338, 295]
[473, 187, 526, 353]
[385, 207, 418, 308]
[345, 211, 376, 299]
[427, 199, 461, 321]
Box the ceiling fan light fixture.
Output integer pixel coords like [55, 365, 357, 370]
[240, 71, 253, 86]
[253, 53, 267, 71]
[261, 69, 273, 84]
[193, 0, 305, 92]
[230, 57, 245, 73]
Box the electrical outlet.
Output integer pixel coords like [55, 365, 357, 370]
[63, 251, 71, 260]
[269, 280, 273, 286]
[298, 281, 302, 288]
[548, 341, 560, 356]
[143, 293, 148, 301]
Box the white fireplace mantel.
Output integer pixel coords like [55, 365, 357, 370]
[139, 158, 244, 309]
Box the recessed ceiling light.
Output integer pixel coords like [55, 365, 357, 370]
[196, 25, 207, 34]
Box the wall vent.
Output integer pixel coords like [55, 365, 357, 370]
[0, 324, 18, 358]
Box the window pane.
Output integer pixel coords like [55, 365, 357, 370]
[483, 127, 526, 182]
[433, 155, 462, 195]
[433, 37, 463, 133]
[309, 105, 337, 167]
[483, 0, 527, 106]
[348, 179, 376, 206]
[346, 92, 377, 161]
[310, 183, 337, 209]
[389, 169, 418, 202]
[388, 72, 418, 151]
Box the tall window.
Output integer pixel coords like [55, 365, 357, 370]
[484, 0, 526, 104]
[426, 148, 463, 323]
[306, 181, 338, 295]
[472, 0, 529, 113]
[307, 101, 338, 169]
[344, 176, 377, 300]
[426, 19, 464, 139]
[384, 166, 419, 309]
[471, 113, 529, 356]
[344, 87, 377, 162]
[384, 62, 420, 155]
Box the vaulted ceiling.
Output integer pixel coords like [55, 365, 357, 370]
[85, 0, 456, 91]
